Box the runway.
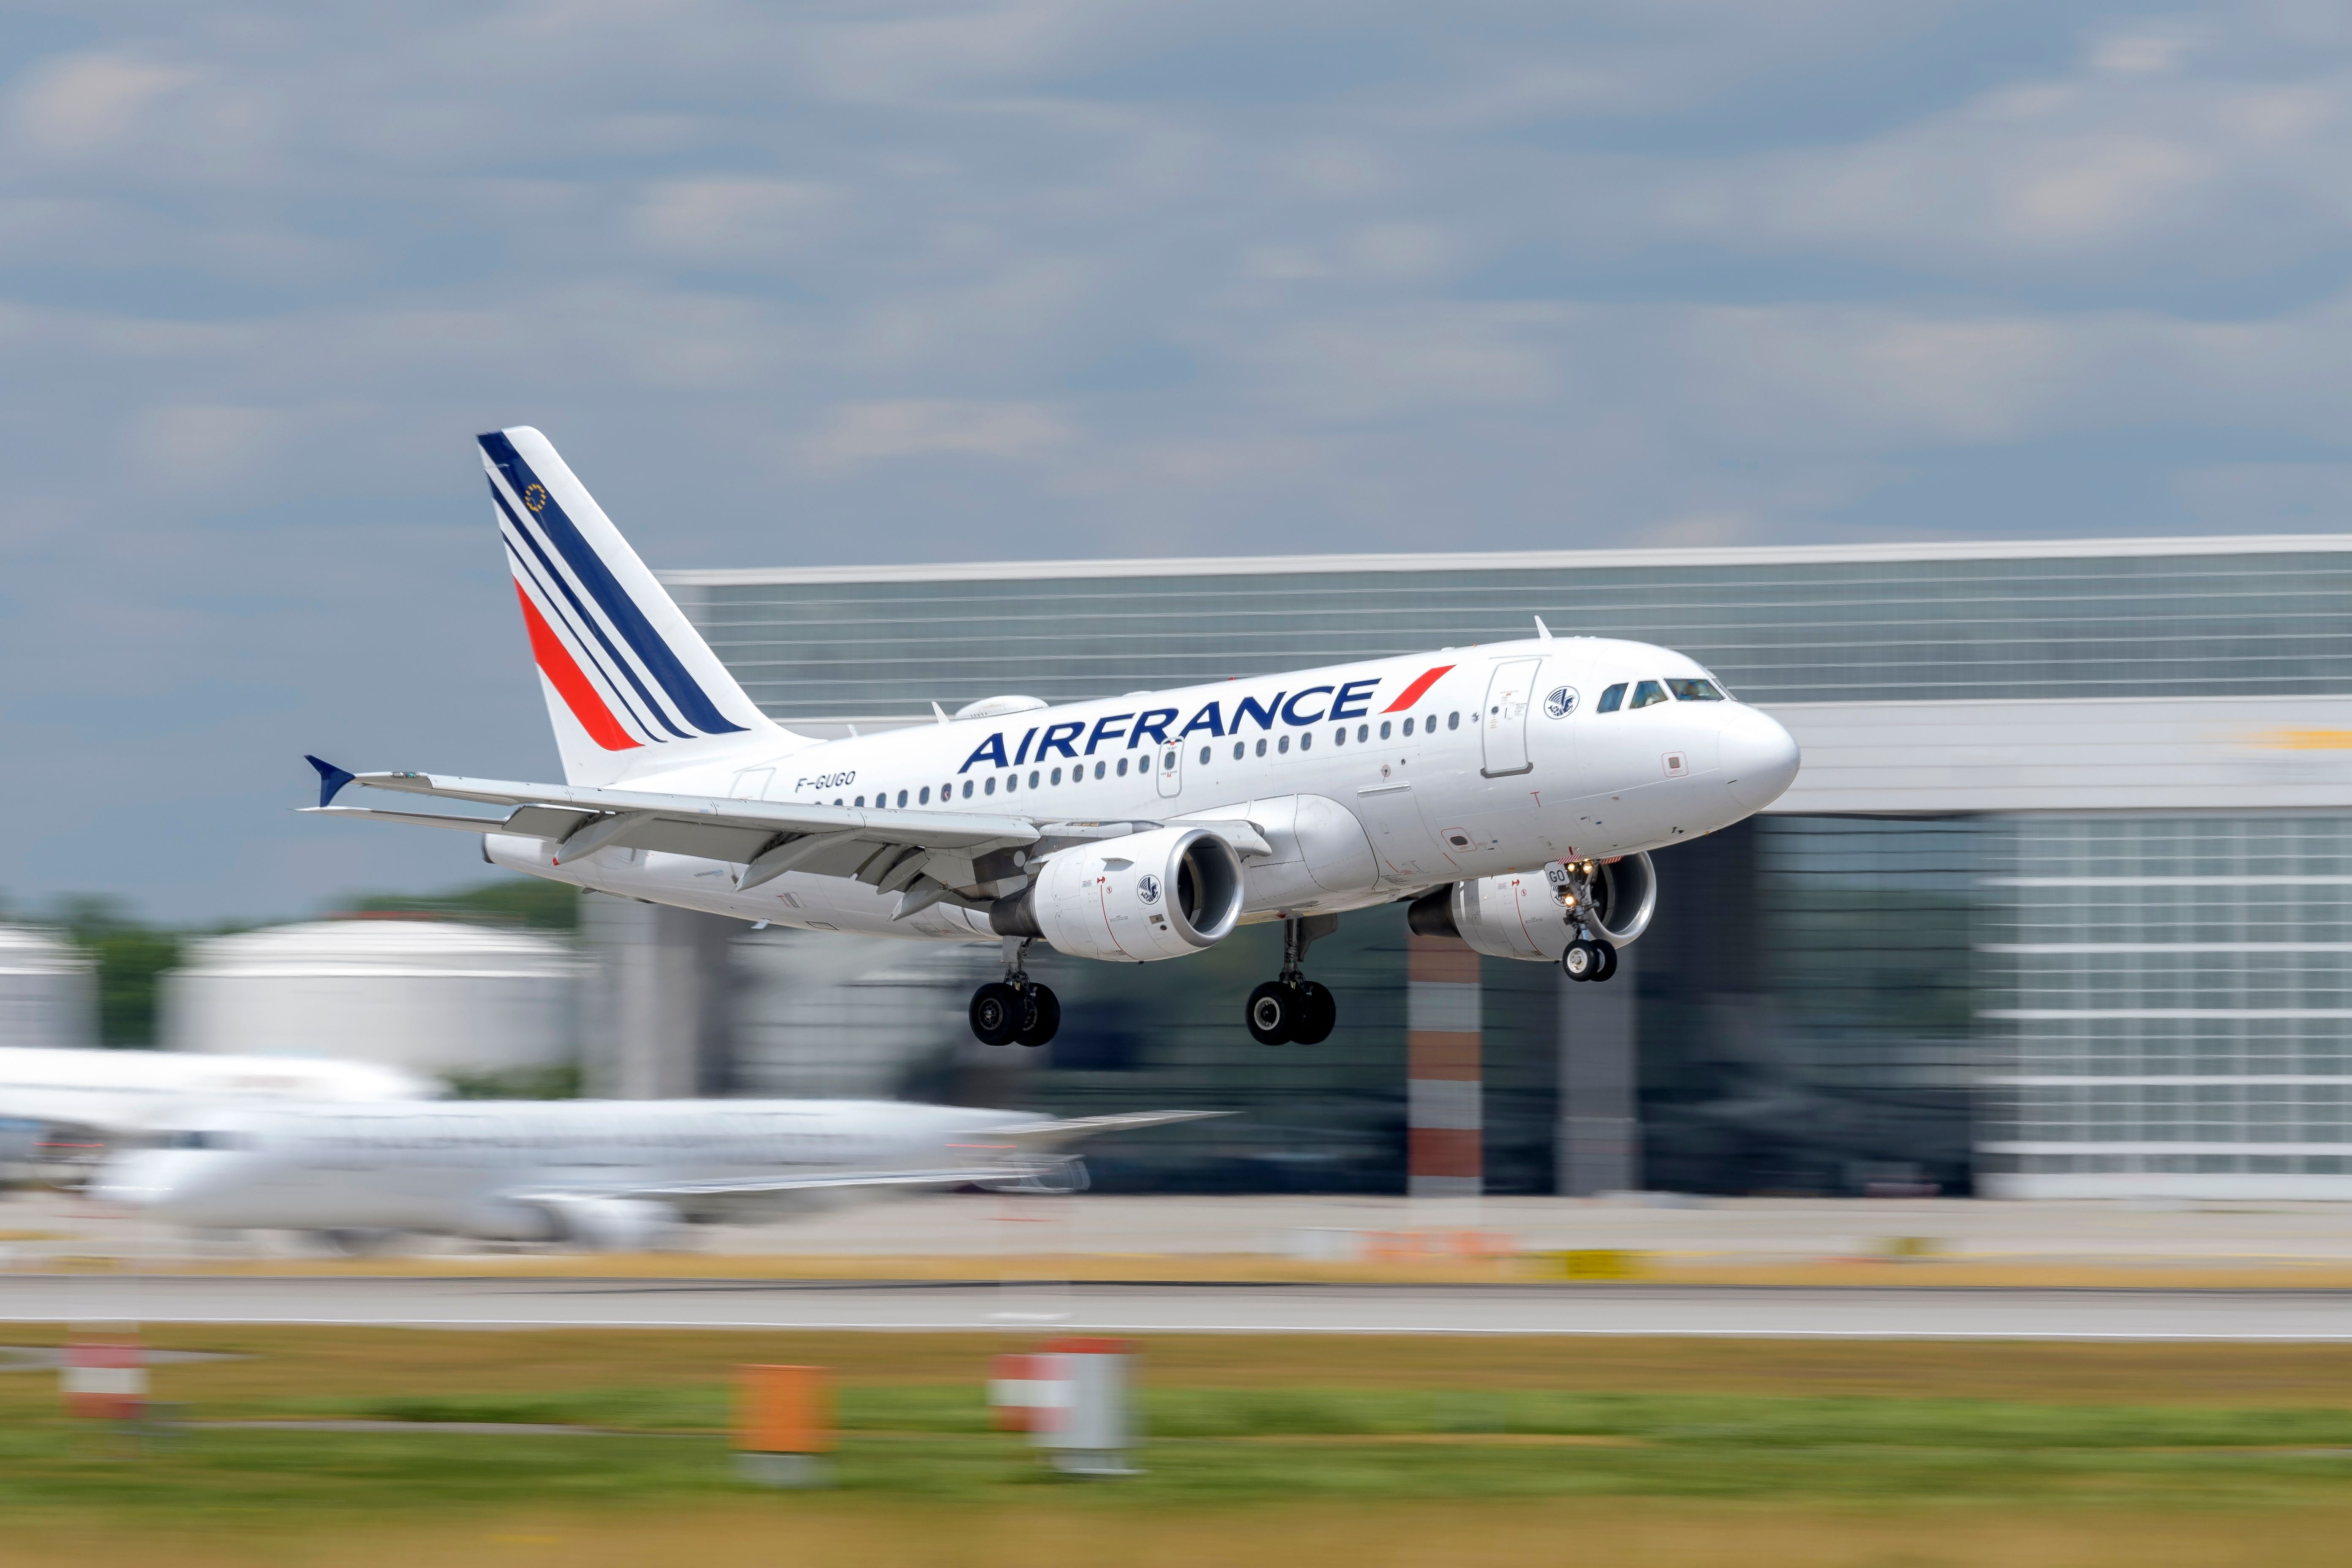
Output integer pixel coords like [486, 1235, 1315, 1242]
[7, 1276, 2352, 1339]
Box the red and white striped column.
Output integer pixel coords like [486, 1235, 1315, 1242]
[1407, 933, 1481, 1198]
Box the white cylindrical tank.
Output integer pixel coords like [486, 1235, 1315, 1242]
[163, 918, 577, 1078]
[0, 926, 94, 1049]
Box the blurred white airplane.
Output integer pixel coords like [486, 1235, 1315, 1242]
[93, 1098, 1213, 1251]
[0, 1045, 432, 1143]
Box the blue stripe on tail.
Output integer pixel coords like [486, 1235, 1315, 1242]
[479, 431, 746, 737]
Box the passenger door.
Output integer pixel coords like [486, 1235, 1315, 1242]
[1479, 658, 1541, 777]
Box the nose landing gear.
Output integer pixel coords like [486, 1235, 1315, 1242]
[1554, 860, 1620, 983]
[1245, 915, 1339, 1045]
[970, 938, 1060, 1047]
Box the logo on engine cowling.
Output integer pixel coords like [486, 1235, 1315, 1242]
[1137, 874, 1161, 905]
[1544, 686, 1578, 719]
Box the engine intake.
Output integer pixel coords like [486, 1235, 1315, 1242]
[992, 826, 1244, 962]
[1407, 852, 1656, 962]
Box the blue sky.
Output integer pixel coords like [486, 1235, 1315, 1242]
[3, 1, 2349, 920]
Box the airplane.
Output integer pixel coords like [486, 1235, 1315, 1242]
[92, 1098, 1215, 1252]
[307, 426, 1801, 1048]
[0, 1045, 434, 1149]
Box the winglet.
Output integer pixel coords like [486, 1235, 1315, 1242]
[931, 701, 950, 726]
[305, 755, 357, 808]
[1533, 615, 1554, 641]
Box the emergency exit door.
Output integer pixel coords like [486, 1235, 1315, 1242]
[1480, 658, 1541, 777]
[1157, 742, 1183, 798]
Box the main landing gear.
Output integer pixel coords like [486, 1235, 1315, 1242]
[1555, 860, 1619, 983]
[1246, 915, 1339, 1046]
[971, 938, 1060, 1048]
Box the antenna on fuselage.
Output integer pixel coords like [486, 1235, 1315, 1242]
[1533, 615, 1554, 641]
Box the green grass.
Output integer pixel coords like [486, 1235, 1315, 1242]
[8, 1382, 2352, 1523]
[15, 1327, 2352, 1564]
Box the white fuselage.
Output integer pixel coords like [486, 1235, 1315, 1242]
[94, 1098, 1054, 1238]
[486, 635, 1799, 943]
[0, 1046, 434, 1136]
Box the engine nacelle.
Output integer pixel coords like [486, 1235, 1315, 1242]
[1407, 852, 1657, 962]
[992, 826, 1244, 962]
[466, 1195, 682, 1252]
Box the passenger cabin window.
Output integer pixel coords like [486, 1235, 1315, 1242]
[1598, 683, 1627, 713]
[1630, 680, 1670, 709]
[1669, 678, 1725, 701]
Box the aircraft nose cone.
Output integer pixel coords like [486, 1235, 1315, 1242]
[1722, 708, 1800, 812]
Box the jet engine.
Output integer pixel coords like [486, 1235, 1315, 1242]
[466, 1195, 683, 1252]
[1407, 852, 1657, 962]
[992, 826, 1245, 963]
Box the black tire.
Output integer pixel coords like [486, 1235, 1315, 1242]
[969, 982, 1022, 1045]
[1015, 984, 1061, 1047]
[1591, 941, 1619, 983]
[1291, 980, 1337, 1044]
[1561, 940, 1598, 982]
[1246, 981, 1296, 1045]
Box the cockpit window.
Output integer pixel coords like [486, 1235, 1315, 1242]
[1629, 680, 1671, 710]
[163, 1130, 243, 1151]
[1669, 678, 1725, 702]
[1597, 683, 1626, 713]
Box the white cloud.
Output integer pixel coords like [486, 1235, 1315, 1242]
[630, 177, 842, 263]
[796, 399, 1073, 470]
[9, 53, 192, 154]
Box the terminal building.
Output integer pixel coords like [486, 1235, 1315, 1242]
[586, 536, 2352, 1200]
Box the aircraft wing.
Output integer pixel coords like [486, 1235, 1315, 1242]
[970, 1110, 1232, 1149]
[569, 1165, 1068, 1200]
[299, 759, 1266, 917]
[504, 1113, 1226, 1203]
[300, 760, 1074, 917]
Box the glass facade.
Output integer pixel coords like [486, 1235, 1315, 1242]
[1979, 815, 2352, 1186]
[670, 547, 2352, 721]
[1639, 817, 1981, 1195]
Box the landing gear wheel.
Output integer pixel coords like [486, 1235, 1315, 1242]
[1590, 941, 1619, 983]
[1015, 984, 1061, 1048]
[1246, 981, 1297, 1045]
[969, 982, 1022, 1045]
[1292, 980, 1337, 1044]
[1562, 940, 1600, 982]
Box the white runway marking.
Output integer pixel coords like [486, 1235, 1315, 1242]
[4, 1277, 2352, 1340]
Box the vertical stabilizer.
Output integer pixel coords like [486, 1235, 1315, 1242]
[481, 426, 782, 785]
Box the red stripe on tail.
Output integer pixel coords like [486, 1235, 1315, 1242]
[514, 583, 640, 751]
[1383, 664, 1455, 713]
